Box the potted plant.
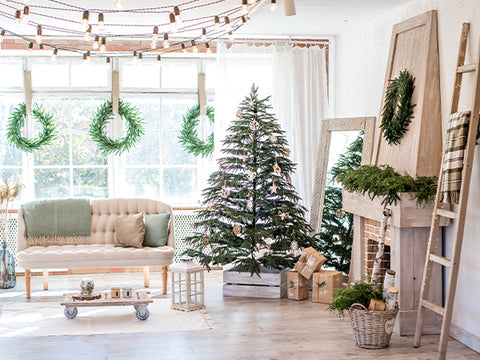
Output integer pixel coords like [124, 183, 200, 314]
[329, 279, 398, 349]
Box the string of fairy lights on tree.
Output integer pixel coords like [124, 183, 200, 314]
[0, 0, 280, 61]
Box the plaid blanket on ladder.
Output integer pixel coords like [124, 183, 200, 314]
[440, 111, 471, 204]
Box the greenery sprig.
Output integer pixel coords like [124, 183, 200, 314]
[178, 105, 215, 158]
[336, 165, 437, 207]
[380, 69, 416, 145]
[329, 280, 383, 316]
[7, 103, 57, 153]
[89, 100, 145, 155]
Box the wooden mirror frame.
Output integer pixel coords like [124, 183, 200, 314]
[309, 116, 376, 233]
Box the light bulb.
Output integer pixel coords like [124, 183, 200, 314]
[173, 6, 182, 25]
[152, 26, 158, 39]
[27, 41, 33, 54]
[93, 35, 99, 50]
[169, 13, 177, 33]
[151, 39, 157, 49]
[35, 25, 42, 44]
[201, 28, 207, 42]
[138, 53, 143, 62]
[242, 0, 248, 15]
[106, 57, 111, 64]
[241, 16, 247, 23]
[97, 13, 105, 32]
[39, 44, 44, 50]
[214, 16, 220, 30]
[181, 43, 186, 53]
[163, 33, 170, 49]
[51, 48, 58, 61]
[248, 0, 255, 4]
[82, 53, 88, 63]
[0, 29, 5, 43]
[14, 10, 21, 27]
[228, 31, 233, 41]
[115, 0, 124, 9]
[206, 42, 212, 54]
[22, 6, 29, 25]
[133, 50, 137, 62]
[157, 54, 161, 62]
[99, 37, 106, 52]
[81, 11, 89, 31]
[271, 0, 277, 11]
[191, 40, 198, 53]
[84, 25, 92, 41]
[224, 17, 231, 32]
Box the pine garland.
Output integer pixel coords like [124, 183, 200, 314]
[380, 69, 416, 145]
[7, 103, 57, 153]
[336, 165, 437, 207]
[89, 100, 145, 155]
[178, 105, 215, 158]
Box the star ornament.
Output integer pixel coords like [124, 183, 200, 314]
[279, 211, 287, 220]
[270, 181, 277, 194]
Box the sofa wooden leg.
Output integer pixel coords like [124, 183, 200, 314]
[43, 269, 48, 290]
[161, 266, 169, 294]
[25, 269, 31, 299]
[143, 266, 150, 288]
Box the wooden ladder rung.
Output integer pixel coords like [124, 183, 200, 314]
[420, 299, 445, 316]
[457, 64, 476, 73]
[429, 253, 452, 268]
[436, 208, 457, 219]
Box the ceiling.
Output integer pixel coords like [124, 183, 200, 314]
[0, 0, 412, 40]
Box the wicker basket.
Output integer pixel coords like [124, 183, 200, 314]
[348, 303, 399, 349]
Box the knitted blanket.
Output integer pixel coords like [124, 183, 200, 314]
[440, 111, 471, 204]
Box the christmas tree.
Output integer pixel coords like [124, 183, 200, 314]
[316, 134, 363, 274]
[184, 85, 315, 275]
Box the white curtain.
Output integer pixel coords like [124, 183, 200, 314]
[214, 42, 328, 213]
[273, 45, 328, 212]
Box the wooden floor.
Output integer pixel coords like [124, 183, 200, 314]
[1, 270, 479, 360]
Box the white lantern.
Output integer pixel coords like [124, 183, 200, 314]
[170, 262, 205, 312]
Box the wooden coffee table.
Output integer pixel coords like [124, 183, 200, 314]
[61, 290, 153, 320]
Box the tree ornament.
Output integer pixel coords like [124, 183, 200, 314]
[279, 211, 288, 220]
[335, 209, 346, 218]
[249, 120, 260, 131]
[248, 100, 254, 107]
[242, 154, 247, 162]
[273, 160, 281, 174]
[178, 105, 215, 158]
[236, 109, 243, 118]
[206, 202, 215, 212]
[269, 134, 277, 143]
[233, 224, 242, 235]
[284, 147, 291, 157]
[247, 199, 253, 211]
[7, 102, 57, 153]
[246, 169, 256, 181]
[270, 180, 277, 194]
[380, 69, 416, 145]
[89, 100, 145, 155]
[201, 235, 210, 246]
[220, 185, 230, 198]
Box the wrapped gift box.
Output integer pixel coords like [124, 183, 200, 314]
[312, 270, 343, 304]
[287, 271, 309, 300]
[294, 247, 326, 279]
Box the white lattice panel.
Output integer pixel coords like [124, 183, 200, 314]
[173, 210, 200, 263]
[4, 215, 18, 266]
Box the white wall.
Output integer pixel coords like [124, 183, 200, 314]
[334, 0, 480, 351]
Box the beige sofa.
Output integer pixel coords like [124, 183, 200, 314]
[16, 198, 175, 298]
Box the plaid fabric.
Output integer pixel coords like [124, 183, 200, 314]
[440, 111, 471, 204]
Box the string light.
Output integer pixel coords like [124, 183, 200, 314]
[242, 0, 248, 15]
[100, 37, 106, 52]
[98, 13, 105, 32]
[84, 25, 92, 41]
[224, 17, 231, 32]
[22, 6, 29, 25]
[93, 35, 100, 50]
[201, 28, 207, 42]
[191, 40, 198, 53]
[157, 54, 161, 62]
[173, 6, 182, 25]
[169, 13, 177, 33]
[228, 31, 233, 41]
[81, 11, 89, 31]
[0, 29, 5, 43]
[138, 52, 143, 62]
[133, 50, 137, 62]
[271, 0, 277, 11]
[163, 33, 170, 49]
[248, 0, 255, 4]
[151, 26, 158, 49]
[106, 56, 111, 64]
[35, 25, 42, 44]
[181, 43, 187, 53]
[51, 48, 58, 61]
[27, 41, 33, 54]
[14, 10, 21, 27]
[39, 44, 44, 50]
[214, 16, 220, 29]
[206, 42, 212, 54]
[82, 53, 88, 62]
[115, 0, 124, 9]
[241, 16, 247, 23]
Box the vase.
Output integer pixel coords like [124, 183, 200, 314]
[0, 241, 16, 289]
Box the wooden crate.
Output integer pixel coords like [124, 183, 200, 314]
[223, 267, 287, 298]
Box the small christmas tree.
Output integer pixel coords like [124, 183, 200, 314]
[184, 85, 315, 275]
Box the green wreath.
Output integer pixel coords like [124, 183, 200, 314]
[7, 102, 57, 153]
[380, 69, 416, 145]
[89, 100, 145, 155]
[178, 105, 215, 158]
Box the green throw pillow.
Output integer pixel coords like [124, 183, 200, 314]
[143, 213, 171, 247]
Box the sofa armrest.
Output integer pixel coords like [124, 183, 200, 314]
[16, 208, 28, 253]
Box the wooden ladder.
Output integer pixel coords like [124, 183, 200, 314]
[413, 22, 480, 359]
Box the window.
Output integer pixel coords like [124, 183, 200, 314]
[0, 56, 215, 206]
